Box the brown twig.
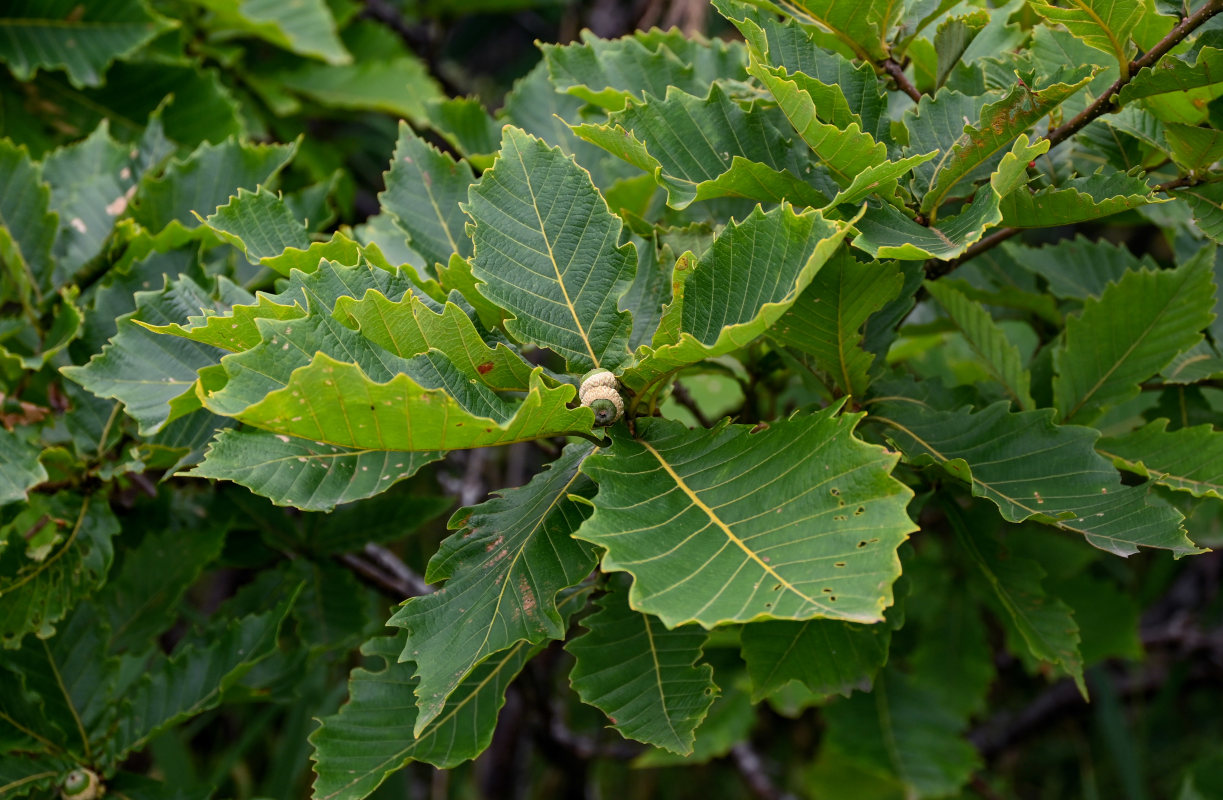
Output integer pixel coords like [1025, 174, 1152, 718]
[925, 226, 1022, 279]
[882, 58, 923, 103]
[671, 380, 713, 428]
[729, 743, 796, 800]
[919, 1, 1223, 277]
[1046, 0, 1223, 149]
[335, 546, 432, 600]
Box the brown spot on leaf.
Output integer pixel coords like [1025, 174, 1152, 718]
[477, 361, 495, 375]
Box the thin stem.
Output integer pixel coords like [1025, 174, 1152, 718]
[882, 58, 922, 103]
[925, 226, 1022, 279]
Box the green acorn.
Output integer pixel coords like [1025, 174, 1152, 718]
[578, 369, 623, 426]
[61, 769, 101, 800]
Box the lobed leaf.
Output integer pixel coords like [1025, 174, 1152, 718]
[567, 579, 716, 754]
[1053, 251, 1216, 422]
[467, 126, 637, 373]
[1000, 169, 1167, 227]
[389, 443, 597, 735]
[0, 0, 174, 87]
[1098, 419, 1223, 499]
[869, 396, 1199, 556]
[576, 407, 916, 629]
[926, 280, 1035, 409]
[740, 617, 890, 701]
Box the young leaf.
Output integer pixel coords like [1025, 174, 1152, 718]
[754, 0, 898, 62]
[186, 429, 444, 512]
[1118, 43, 1223, 102]
[567, 579, 716, 754]
[770, 249, 904, 399]
[869, 397, 1198, 556]
[622, 203, 853, 393]
[379, 122, 475, 271]
[0, 0, 174, 87]
[573, 84, 830, 209]
[739, 618, 890, 701]
[926, 280, 1035, 409]
[467, 126, 637, 373]
[576, 407, 916, 629]
[388, 443, 597, 735]
[1098, 419, 1223, 499]
[1054, 251, 1216, 422]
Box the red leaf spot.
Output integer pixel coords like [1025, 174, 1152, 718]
[477, 361, 495, 374]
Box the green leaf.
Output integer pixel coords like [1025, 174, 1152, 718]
[719, 3, 888, 140]
[202, 186, 309, 264]
[946, 502, 1084, 693]
[934, 11, 990, 89]
[310, 623, 565, 798]
[1118, 44, 1223, 102]
[0, 0, 174, 87]
[0, 494, 119, 648]
[926, 280, 1034, 409]
[853, 135, 1049, 260]
[336, 291, 536, 392]
[388, 443, 597, 734]
[753, 0, 898, 62]
[820, 669, 980, 797]
[378, 122, 475, 272]
[185, 429, 444, 511]
[999, 169, 1167, 227]
[1054, 252, 1216, 422]
[201, 350, 594, 451]
[427, 97, 501, 164]
[270, 23, 441, 123]
[573, 83, 829, 210]
[748, 60, 890, 188]
[576, 407, 916, 629]
[42, 121, 164, 279]
[740, 617, 890, 700]
[1173, 181, 1223, 243]
[1007, 235, 1155, 299]
[0, 138, 57, 307]
[541, 29, 747, 111]
[1164, 123, 1223, 171]
[770, 249, 904, 398]
[0, 754, 73, 797]
[622, 204, 853, 394]
[130, 137, 296, 235]
[190, 0, 349, 64]
[63, 275, 245, 434]
[467, 126, 637, 373]
[1027, 0, 1144, 74]
[1098, 419, 1223, 499]
[902, 89, 994, 201]
[921, 70, 1094, 217]
[0, 428, 47, 507]
[567, 579, 716, 754]
[100, 512, 227, 653]
[108, 587, 300, 761]
[869, 395, 1198, 556]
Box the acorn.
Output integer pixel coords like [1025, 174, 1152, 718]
[61, 769, 102, 800]
[578, 369, 623, 426]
